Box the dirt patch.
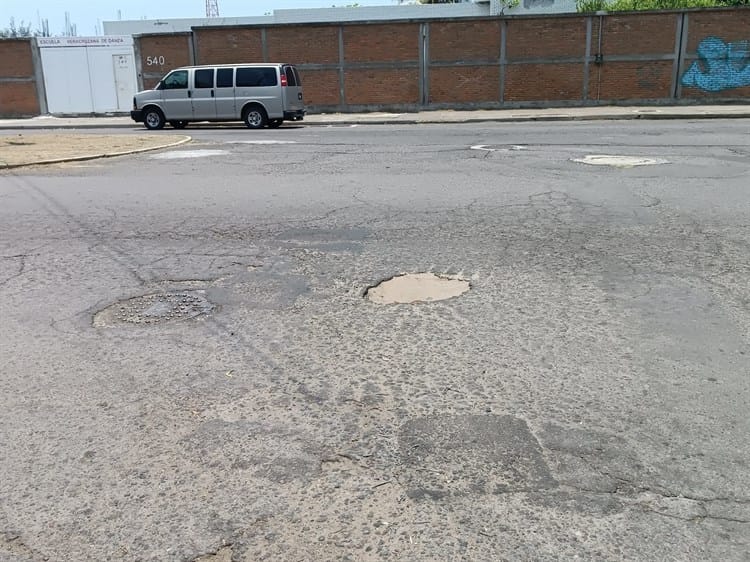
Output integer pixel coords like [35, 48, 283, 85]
[0, 133, 189, 168]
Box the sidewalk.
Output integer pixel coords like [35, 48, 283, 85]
[1, 104, 750, 129]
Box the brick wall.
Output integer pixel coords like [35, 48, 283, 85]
[507, 17, 588, 59]
[0, 39, 41, 117]
[345, 69, 420, 105]
[267, 26, 339, 64]
[506, 63, 585, 101]
[591, 13, 681, 101]
[194, 28, 263, 64]
[680, 9, 750, 99]
[2, 8, 749, 117]
[430, 66, 500, 104]
[591, 61, 674, 100]
[430, 21, 501, 62]
[344, 23, 419, 63]
[136, 34, 193, 90]
[299, 69, 340, 106]
[598, 14, 678, 56]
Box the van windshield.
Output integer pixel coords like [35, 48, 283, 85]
[159, 70, 188, 90]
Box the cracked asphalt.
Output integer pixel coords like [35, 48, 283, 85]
[1, 120, 750, 561]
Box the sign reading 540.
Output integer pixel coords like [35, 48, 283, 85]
[146, 56, 166, 66]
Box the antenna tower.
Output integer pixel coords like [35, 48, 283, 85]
[206, 0, 219, 17]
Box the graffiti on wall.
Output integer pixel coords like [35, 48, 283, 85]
[681, 37, 750, 92]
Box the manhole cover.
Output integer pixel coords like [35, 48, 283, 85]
[365, 273, 470, 304]
[94, 291, 214, 327]
[572, 155, 668, 168]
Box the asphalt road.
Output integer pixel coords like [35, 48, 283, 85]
[1, 120, 750, 561]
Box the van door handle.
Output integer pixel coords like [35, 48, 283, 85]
[211, 90, 215, 97]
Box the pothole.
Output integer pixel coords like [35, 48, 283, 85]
[572, 155, 669, 168]
[151, 149, 228, 159]
[470, 144, 528, 152]
[228, 140, 297, 144]
[93, 290, 214, 327]
[365, 273, 470, 304]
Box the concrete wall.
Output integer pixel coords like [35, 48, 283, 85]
[0, 39, 43, 117]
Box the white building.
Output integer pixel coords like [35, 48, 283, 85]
[102, 0, 576, 36]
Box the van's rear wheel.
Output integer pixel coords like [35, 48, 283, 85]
[268, 119, 283, 129]
[243, 105, 268, 129]
[169, 120, 188, 129]
[143, 108, 165, 130]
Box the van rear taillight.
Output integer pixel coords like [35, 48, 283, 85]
[280, 73, 288, 87]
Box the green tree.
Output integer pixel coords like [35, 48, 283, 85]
[577, 0, 743, 10]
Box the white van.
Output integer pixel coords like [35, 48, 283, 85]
[131, 63, 305, 130]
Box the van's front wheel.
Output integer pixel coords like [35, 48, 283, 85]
[243, 105, 268, 129]
[143, 108, 165, 130]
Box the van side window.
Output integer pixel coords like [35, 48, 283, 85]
[284, 66, 296, 87]
[195, 69, 214, 89]
[293, 67, 302, 86]
[162, 70, 188, 90]
[217, 68, 234, 88]
[236, 67, 277, 87]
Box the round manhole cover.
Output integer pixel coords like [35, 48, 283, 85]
[94, 291, 214, 327]
[572, 155, 668, 168]
[365, 273, 470, 304]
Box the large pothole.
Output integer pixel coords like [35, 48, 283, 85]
[93, 290, 214, 327]
[365, 273, 470, 304]
[572, 155, 669, 168]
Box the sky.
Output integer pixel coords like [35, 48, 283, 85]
[1, 0, 403, 36]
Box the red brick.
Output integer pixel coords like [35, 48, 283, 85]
[0, 82, 39, 116]
[506, 18, 587, 59]
[344, 24, 419, 63]
[430, 66, 500, 103]
[0, 39, 34, 77]
[136, 34, 193, 86]
[505, 64, 584, 101]
[344, 69, 419, 104]
[599, 14, 678, 56]
[267, 26, 339, 64]
[430, 21, 501, 62]
[686, 9, 750, 54]
[299, 69, 340, 106]
[195, 28, 263, 64]
[589, 61, 673, 100]
[682, 84, 750, 99]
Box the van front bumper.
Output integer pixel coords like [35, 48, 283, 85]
[130, 110, 144, 123]
[284, 110, 305, 121]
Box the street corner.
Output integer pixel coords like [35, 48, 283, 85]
[0, 132, 191, 169]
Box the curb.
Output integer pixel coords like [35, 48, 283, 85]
[0, 135, 192, 170]
[1, 112, 750, 130]
[309, 112, 750, 126]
